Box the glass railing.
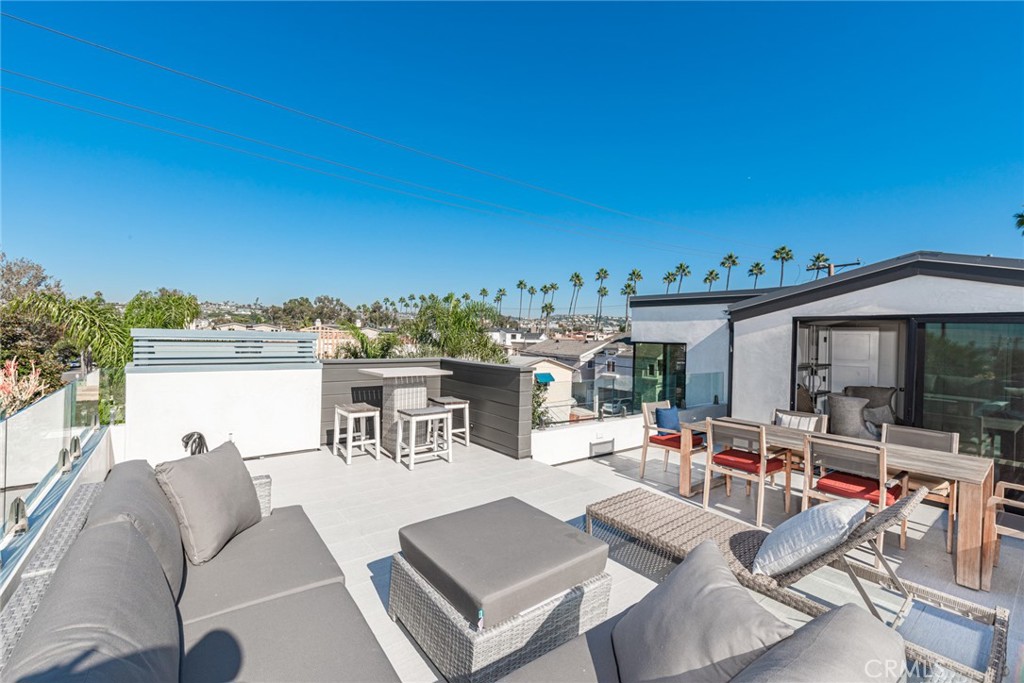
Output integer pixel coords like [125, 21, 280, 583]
[533, 371, 727, 429]
[1, 370, 100, 536]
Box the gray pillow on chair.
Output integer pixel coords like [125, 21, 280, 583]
[155, 441, 261, 565]
[752, 498, 869, 576]
[612, 540, 793, 682]
[827, 394, 877, 441]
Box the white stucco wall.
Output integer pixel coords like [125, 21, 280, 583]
[732, 275, 1024, 422]
[630, 302, 732, 404]
[532, 415, 645, 465]
[125, 365, 322, 465]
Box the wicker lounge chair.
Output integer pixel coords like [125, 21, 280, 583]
[586, 487, 1009, 683]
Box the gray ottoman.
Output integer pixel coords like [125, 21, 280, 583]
[388, 497, 611, 683]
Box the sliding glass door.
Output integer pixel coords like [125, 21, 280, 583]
[919, 320, 1024, 484]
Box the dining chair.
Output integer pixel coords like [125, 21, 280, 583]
[703, 419, 781, 528]
[987, 481, 1024, 566]
[640, 401, 706, 496]
[770, 408, 829, 513]
[802, 435, 909, 553]
[881, 423, 959, 552]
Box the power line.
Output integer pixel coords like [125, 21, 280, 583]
[1, 69, 735, 258]
[1, 11, 778, 251]
[3, 86, 714, 254]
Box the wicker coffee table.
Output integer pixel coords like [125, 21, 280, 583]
[388, 498, 611, 683]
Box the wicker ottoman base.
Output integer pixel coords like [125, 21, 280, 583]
[388, 553, 611, 683]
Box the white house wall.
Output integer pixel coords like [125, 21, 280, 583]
[732, 275, 1024, 422]
[631, 302, 732, 403]
[125, 365, 322, 465]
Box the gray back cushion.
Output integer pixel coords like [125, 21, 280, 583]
[4, 520, 180, 683]
[155, 441, 261, 565]
[732, 603, 906, 682]
[612, 540, 793, 682]
[827, 394, 876, 440]
[843, 386, 896, 409]
[86, 459, 185, 601]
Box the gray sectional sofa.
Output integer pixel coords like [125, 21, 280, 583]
[500, 540, 907, 683]
[4, 455, 399, 682]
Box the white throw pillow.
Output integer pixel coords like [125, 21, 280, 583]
[752, 498, 869, 576]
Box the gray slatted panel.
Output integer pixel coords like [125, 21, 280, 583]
[439, 359, 533, 459]
[131, 328, 318, 367]
[319, 358, 533, 459]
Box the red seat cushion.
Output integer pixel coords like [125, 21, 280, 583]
[711, 448, 784, 474]
[815, 472, 902, 506]
[648, 434, 704, 449]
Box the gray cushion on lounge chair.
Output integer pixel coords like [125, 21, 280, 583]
[731, 604, 906, 682]
[155, 441, 261, 565]
[181, 582, 399, 682]
[399, 497, 608, 628]
[4, 521, 179, 683]
[85, 459, 185, 601]
[498, 611, 624, 683]
[177, 505, 346, 624]
[752, 498, 869, 576]
[612, 540, 793, 683]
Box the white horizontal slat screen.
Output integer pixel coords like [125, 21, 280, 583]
[131, 328, 318, 367]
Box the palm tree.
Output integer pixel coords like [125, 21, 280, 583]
[527, 286, 538, 319]
[400, 295, 506, 363]
[747, 261, 766, 289]
[338, 323, 400, 359]
[809, 252, 830, 280]
[539, 283, 551, 311]
[720, 252, 739, 290]
[398, 296, 407, 314]
[494, 288, 507, 315]
[462, 292, 471, 302]
[547, 282, 559, 314]
[541, 301, 555, 331]
[662, 270, 678, 293]
[596, 285, 608, 328]
[479, 288, 489, 303]
[568, 272, 584, 318]
[516, 280, 528, 321]
[1015, 207, 1024, 234]
[772, 245, 794, 287]
[675, 263, 690, 293]
[627, 268, 643, 293]
[703, 269, 720, 291]
[621, 281, 637, 326]
[12, 292, 132, 368]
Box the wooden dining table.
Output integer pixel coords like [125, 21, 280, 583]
[675, 416, 996, 591]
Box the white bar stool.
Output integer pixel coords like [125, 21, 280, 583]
[334, 403, 381, 465]
[396, 406, 452, 471]
[428, 396, 471, 447]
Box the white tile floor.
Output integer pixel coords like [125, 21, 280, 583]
[245, 442, 1023, 682]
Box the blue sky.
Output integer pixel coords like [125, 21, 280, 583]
[2, 2, 1021, 314]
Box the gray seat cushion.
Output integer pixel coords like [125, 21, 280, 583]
[399, 497, 608, 628]
[731, 604, 906, 682]
[85, 459, 185, 601]
[612, 540, 793, 683]
[178, 505, 345, 624]
[498, 611, 624, 683]
[155, 441, 262, 565]
[4, 521, 179, 683]
[181, 582, 399, 683]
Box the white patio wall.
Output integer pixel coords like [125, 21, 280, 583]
[125, 365, 322, 464]
[732, 275, 1024, 422]
[532, 415, 644, 465]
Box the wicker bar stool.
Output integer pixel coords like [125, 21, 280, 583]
[428, 396, 471, 447]
[333, 403, 381, 465]
[396, 406, 452, 470]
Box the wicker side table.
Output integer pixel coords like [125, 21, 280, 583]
[388, 553, 610, 683]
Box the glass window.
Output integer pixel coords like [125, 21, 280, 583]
[632, 343, 687, 409]
[920, 321, 1024, 485]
